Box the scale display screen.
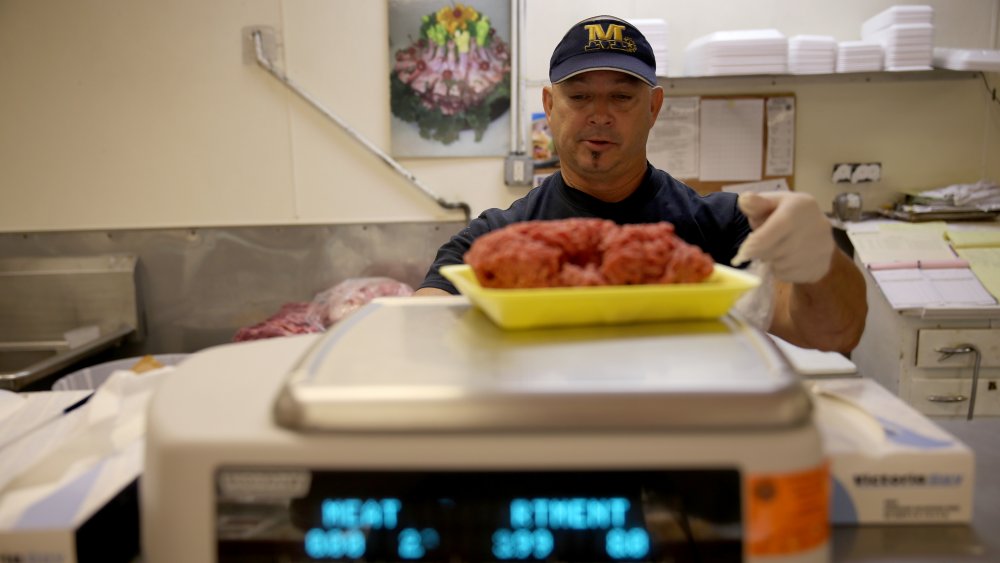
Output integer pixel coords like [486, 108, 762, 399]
[216, 468, 742, 562]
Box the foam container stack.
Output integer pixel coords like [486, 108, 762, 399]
[683, 29, 788, 76]
[933, 47, 1000, 72]
[861, 5, 934, 71]
[629, 18, 669, 77]
[837, 41, 883, 72]
[788, 35, 837, 74]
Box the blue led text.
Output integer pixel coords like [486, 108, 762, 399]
[398, 527, 440, 560]
[509, 497, 630, 529]
[304, 527, 366, 559]
[321, 498, 401, 530]
[606, 528, 650, 560]
[492, 528, 555, 560]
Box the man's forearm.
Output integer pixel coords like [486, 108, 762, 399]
[770, 249, 868, 354]
[415, 287, 451, 297]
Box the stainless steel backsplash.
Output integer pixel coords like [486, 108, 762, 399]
[0, 222, 464, 356]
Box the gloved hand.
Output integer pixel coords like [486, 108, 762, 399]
[731, 191, 834, 283]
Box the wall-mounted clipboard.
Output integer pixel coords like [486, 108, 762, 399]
[648, 93, 796, 194]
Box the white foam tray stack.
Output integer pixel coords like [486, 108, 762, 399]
[629, 18, 670, 77]
[837, 41, 884, 72]
[933, 47, 1000, 72]
[788, 35, 837, 74]
[683, 29, 788, 76]
[861, 5, 934, 71]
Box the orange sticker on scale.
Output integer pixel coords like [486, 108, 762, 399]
[747, 462, 830, 556]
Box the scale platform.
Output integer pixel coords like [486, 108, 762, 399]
[275, 297, 810, 432]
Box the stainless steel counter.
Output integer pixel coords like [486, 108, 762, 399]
[0, 223, 464, 360]
[832, 418, 1000, 561]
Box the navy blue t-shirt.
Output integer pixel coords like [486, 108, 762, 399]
[420, 164, 752, 294]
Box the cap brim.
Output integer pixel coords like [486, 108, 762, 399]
[550, 53, 657, 86]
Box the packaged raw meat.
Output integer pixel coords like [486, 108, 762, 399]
[306, 277, 414, 327]
[232, 278, 414, 342]
[232, 302, 323, 342]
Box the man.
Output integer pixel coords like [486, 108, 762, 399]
[416, 15, 867, 354]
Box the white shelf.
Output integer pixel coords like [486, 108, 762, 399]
[659, 69, 981, 89]
[525, 69, 981, 89]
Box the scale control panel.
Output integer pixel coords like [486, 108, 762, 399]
[215, 467, 743, 562]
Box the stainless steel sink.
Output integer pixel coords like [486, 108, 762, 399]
[0, 349, 60, 372]
[1, 254, 141, 391]
[0, 326, 135, 391]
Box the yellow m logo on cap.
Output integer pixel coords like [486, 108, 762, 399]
[584, 23, 626, 43]
[582, 23, 636, 53]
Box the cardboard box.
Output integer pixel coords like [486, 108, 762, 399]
[810, 378, 974, 524]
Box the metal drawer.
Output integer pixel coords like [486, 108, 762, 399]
[916, 329, 1000, 368]
[909, 376, 1000, 417]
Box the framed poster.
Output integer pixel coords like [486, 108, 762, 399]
[388, 0, 512, 157]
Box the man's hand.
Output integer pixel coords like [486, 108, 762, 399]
[731, 191, 867, 354]
[732, 191, 835, 284]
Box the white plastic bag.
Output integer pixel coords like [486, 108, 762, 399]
[731, 261, 776, 331]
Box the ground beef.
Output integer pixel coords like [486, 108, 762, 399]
[464, 219, 714, 289]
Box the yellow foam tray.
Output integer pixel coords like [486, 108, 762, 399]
[440, 263, 760, 329]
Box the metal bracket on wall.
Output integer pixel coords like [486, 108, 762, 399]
[248, 28, 471, 222]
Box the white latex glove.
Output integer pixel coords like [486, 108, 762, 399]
[731, 191, 834, 283]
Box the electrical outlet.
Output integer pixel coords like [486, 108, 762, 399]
[832, 162, 881, 184]
[504, 154, 534, 186]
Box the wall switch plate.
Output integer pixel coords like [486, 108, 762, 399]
[504, 154, 534, 186]
[832, 162, 881, 184]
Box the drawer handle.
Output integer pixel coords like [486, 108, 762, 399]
[926, 394, 968, 403]
[934, 345, 982, 420]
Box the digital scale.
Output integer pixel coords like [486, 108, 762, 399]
[142, 297, 829, 562]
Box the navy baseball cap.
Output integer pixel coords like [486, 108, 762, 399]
[549, 16, 657, 86]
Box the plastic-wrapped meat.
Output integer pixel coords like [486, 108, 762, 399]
[463, 219, 714, 289]
[232, 277, 414, 342]
[306, 277, 414, 327]
[232, 302, 322, 342]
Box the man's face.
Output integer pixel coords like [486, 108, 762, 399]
[543, 70, 663, 189]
